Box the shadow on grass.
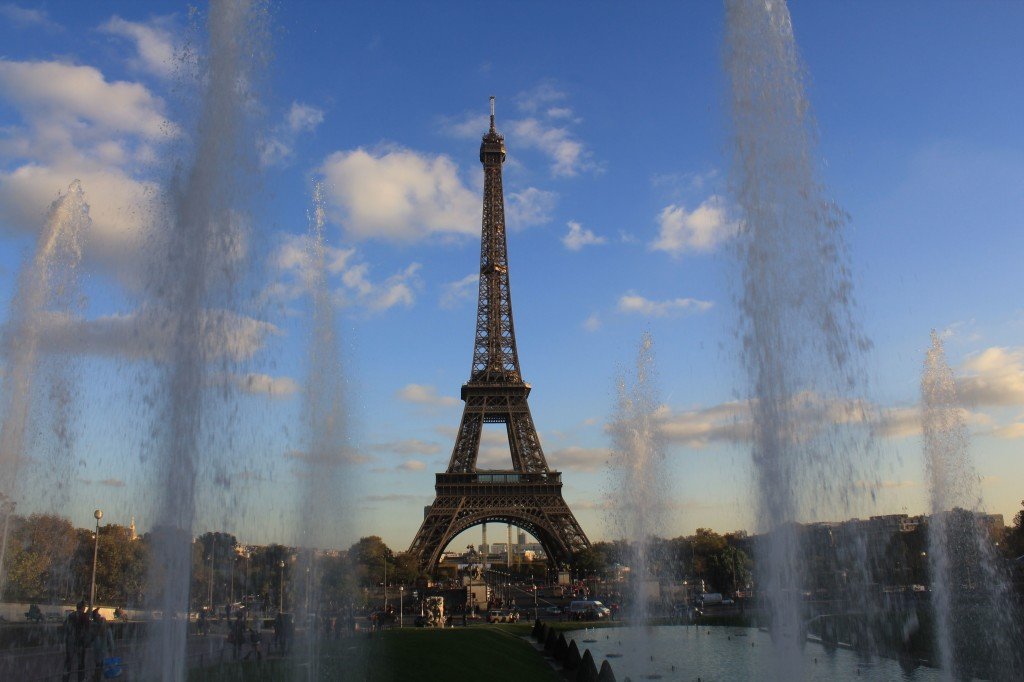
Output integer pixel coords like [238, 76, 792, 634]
[187, 626, 559, 681]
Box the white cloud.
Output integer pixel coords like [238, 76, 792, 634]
[440, 274, 478, 309]
[546, 446, 609, 472]
[396, 384, 459, 408]
[506, 187, 556, 228]
[0, 60, 174, 139]
[32, 308, 278, 362]
[562, 220, 606, 251]
[0, 4, 58, 29]
[229, 373, 300, 398]
[651, 196, 737, 256]
[617, 293, 713, 318]
[398, 459, 427, 471]
[516, 82, 568, 114]
[261, 101, 325, 167]
[993, 421, 1024, 439]
[656, 401, 752, 448]
[268, 234, 419, 313]
[0, 59, 175, 273]
[509, 117, 593, 177]
[0, 165, 157, 256]
[369, 439, 442, 456]
[287, 102, 324, 133]
[339, 262, 421, 311]
[651, 169, 721, 196]
[957, 346, 1024, 407]
[99, 16, 178, 78]
[583, 313, 602, 332]
[320, 146, 479, 242]
[439, 113, 489, 139]
[444, 85, 595, 177]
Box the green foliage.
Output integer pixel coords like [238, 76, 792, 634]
[4, 513, 77, 602]
[1004, 500, 1024, 559]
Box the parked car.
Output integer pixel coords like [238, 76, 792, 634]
[567, 600, 612, 621]
[487, 609, 520, 623]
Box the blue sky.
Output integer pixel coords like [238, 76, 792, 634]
[0, 1, 1021, 551]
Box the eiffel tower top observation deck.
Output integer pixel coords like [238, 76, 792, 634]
[407, 98, 590, 570]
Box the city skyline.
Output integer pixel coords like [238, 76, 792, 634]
[0, 1, 1022, 551]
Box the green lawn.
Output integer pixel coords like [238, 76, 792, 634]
[187, 626, 559, 681]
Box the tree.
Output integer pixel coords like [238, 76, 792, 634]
[91, 524, 147, 606]
[3, 514, 77, 602]
[247, 544, 292, 613]
[191, 532, 238, 610]
[347, 536, 392, 588]
[1004, 500, 1024, 559]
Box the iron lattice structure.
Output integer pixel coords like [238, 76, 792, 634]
[408, 99, 590, 571]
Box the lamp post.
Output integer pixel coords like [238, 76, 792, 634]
[533, 584, 538, 621]
[207, 535, 216, 612]
[399, 586, 404, 628]
[279, 559, 285, 614]
[0, 496, 15, 590]
[89, 509, 103, 609]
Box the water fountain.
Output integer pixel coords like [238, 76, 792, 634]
[725, 0, 880, 675]
[290, 182, 355, 678]
[921, 331, 1023, 680]
[0, 181, 90, 595]
[140, 1, 269, 679]
[608, 332, 668, 625]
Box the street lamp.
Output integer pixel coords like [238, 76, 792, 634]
[89, 509, 103, 609]
[279, 559, 285, 614]
[399, 586, 404, 628]
[0, 496, 15, 588]
[533, 584, 538, 621]
[208, 535, 216, 612]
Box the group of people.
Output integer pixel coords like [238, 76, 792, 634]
[63, 600, 116, 682]
[228, 612, 263, 661]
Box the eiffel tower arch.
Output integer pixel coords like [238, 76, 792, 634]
[407, 98, 590, 572]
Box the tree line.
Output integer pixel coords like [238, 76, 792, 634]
[3, 504, 1022, 608]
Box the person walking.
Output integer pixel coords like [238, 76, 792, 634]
[90, 609, 114, 682]
[229, 612, 245, 660]
[62, 600, 90, 682]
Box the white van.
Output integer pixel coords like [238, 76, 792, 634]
[567, 600, 611, 620]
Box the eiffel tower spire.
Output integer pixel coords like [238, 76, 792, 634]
[472, 95, 520, 384]
[407, 98, 590, 572]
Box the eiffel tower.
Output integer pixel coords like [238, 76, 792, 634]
[408, 98, 590, 572]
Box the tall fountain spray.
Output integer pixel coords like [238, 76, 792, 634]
[0, 181, 90, 594]
[608, 332, 667, 624]
[142, 2, 268, 679]
[725, 0, 878, 673]
[292, 182, 354, 678]
[921, 331, 1022, 680]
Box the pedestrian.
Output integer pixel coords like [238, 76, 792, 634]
[245, 626, 262, 661]
[90, 609, 114, 682]
[62, 600, 90, 682]
[230, 612, 245, 660]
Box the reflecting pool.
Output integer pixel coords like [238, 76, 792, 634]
[566, 626, 941, 682]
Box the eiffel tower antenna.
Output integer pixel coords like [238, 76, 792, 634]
[407, 98, 590, 572]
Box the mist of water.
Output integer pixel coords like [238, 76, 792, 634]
[921, 331, 1022, 680]
[141, 1, 269, 679]
[291, 182, 354, 678]
[608, 332, 668, 624]
[725, 0, 879, 673]
[0, 181, 90, 595]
